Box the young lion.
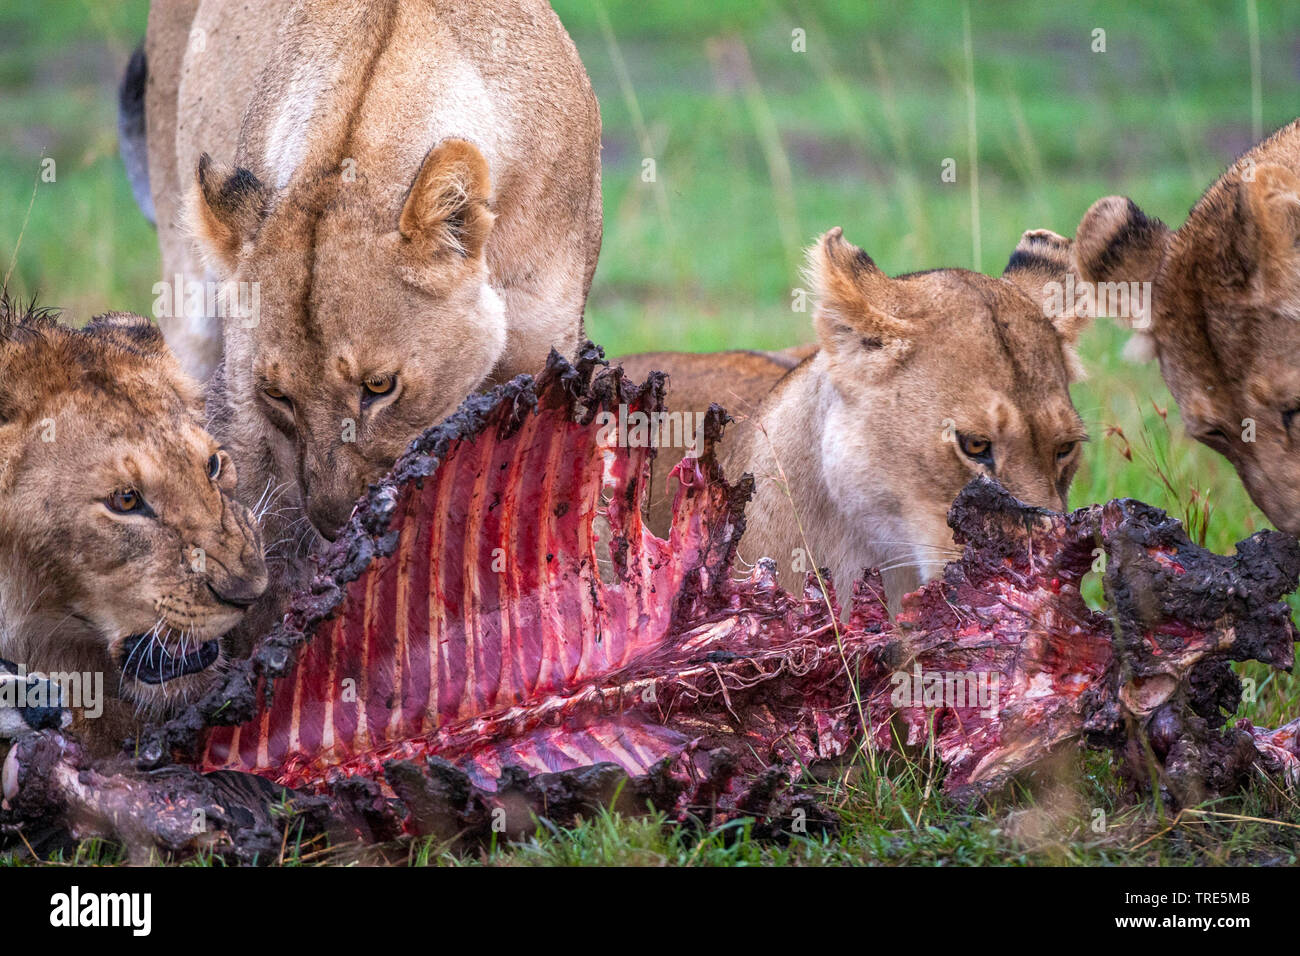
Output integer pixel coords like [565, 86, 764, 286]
[0, 300, 267, 754]
[618, 228, 1091, 605]
[1072, 119, 1300, 534]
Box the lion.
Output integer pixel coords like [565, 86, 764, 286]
[120, 0, 604, 642]
[0, 298, 267, 754]
[617, 227, 1091, 606]
[1071, 118, 1300, 534]
[126, 0, 601, 521]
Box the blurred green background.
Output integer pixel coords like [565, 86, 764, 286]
[0, 1, 1296, 546]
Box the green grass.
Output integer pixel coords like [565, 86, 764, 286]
[3, 0, 1300, 865]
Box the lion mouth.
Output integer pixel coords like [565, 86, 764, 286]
[118, 633, 221, 684]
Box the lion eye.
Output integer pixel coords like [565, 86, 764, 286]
[958, 433, 993, 464]
[363, 374, 396, 397]
[106, 488, 149, 515]
[262, 385, 290, 403]
[207, 453, 222, 481]
[1056, 441, 1077, 461]
[362, 374, 398, 408]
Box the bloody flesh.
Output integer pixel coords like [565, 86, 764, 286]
[5, 344, 1300, 856]
[163, 344, 1300, 805]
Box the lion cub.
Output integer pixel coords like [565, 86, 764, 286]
[1072, 118, 1300, 534]
[0, 300, 267, 754]
[619, 228, 1091, 605]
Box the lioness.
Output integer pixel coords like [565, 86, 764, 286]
[618, 228, 1091, 605]
[0, 299, 267, 754]
[125, 0, 601, 533]
[1072, 119, 1300, 534]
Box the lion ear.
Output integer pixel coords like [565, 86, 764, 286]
[85, 311, 169, 354]
[399, 139, 495, 260]
[188, 154, 270, 273]
[805, 228, 909, 357]
[1002, 229, 1094, 381]
[1243, 163, 1300, 302]
[1002, 228, 1092, 344]
[1072, 196, 1171, 293]
[85, 312, 201, 409]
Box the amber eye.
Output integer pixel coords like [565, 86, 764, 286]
[1056, 441, 1077, 461]
[106, 488, 148, 515]
[958, 433, 993, 464]
[207, 453, 222, 481]
[262, 385, 290, 403]
[361, 374, 395, 408]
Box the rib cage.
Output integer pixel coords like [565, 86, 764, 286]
[200, 348, 766, 789]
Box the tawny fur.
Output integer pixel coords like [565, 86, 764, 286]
[619, 228, 1091, 607]
[147, 0, 601, 381]
[1072, 118, 1300, 534]
[0, 300, 266, 755]
[143, 0, 603, 640]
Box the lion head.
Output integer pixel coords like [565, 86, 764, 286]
[189, 138, 506, 540]
[0, 300, 267, 717]
[1072, 120, 1300, 534]
[790, 226, 1091, 598]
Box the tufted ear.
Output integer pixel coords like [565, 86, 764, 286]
[1072, 196, 1171, 294]
[399, 139, 495, 260]
[1002, 228, 1092, 344]
[188, 154, 271, 273]
[1004, 229, 1095, 381]
[1071, 197, 1171, 363]
[805, 227, 910, 358]
[86, 310, 163, 339]
[1243, 163, 1300, 309]
[85, 312, 201, 412]
[84, 311, 169, 356]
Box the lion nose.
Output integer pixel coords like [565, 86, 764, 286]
[307, 496, 356, 542]
[207, 579, 263, 609]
